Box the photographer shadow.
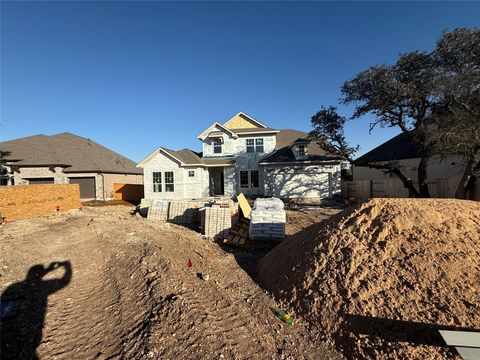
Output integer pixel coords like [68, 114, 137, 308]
[1, 261, 72, 360]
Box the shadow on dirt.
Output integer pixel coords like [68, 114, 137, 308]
[1, 261, 72, 360]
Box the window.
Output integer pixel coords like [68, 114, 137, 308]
[240, 171, 248, 188]
[246, 138, 264, 153]
[153, 172, 162, 192]
[188, 170, 195, 177]
[213, 138, 222, 154]
[255, 138, 264, 153]
[165, 171, 174, 192]
[246, 139, 254, 153]
[298, 144, 306, 157]
[250, 170, 259, 188]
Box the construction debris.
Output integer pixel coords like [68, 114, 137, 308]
[223, 218, 250, 247]
[249, 198, 286, 240]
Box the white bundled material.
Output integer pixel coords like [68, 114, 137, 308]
[147, 199, 170, 221]
[253, 197, 285, 210]
[249, 197, 286, 240]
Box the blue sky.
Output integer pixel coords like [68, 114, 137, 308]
[1, 1, 479, 162]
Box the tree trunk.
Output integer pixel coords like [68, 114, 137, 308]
[417, 156, 431, 198]
[366, 163, 420, 197]
[455, 153, 480, 199]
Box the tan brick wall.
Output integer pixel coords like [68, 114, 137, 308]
[0, 184, 81, 221]
[102, 173, 143, 200]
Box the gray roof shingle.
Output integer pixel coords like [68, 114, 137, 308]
[1, 132, 142, 174]
[354, 132, 421, 165]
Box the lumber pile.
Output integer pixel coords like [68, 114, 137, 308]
[223, 218, 250, 247]
[249, 197, 286, 240]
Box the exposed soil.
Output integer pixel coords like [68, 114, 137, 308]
[0, 205, 342, 360]
[258, 198, 480, 359]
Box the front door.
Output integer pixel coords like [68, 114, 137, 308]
[209, 168, 224, 196]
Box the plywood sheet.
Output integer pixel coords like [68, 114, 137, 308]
[237, 193, 251, 218]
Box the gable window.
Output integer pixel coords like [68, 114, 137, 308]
[188, 170, 195, 177]
[250, 170, 259, 188]
[213, 139, 222, 154]
[153, 172, 162, 192]
[298, 144, 306, 157]
[246, 139, 254, 153]
[255, 139, 264, 153]
[240, 171, 248, 188]
[165, 171, 174, 192]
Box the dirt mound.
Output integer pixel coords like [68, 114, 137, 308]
[0, 206, 341, 359]
[258, 198, 480, 359]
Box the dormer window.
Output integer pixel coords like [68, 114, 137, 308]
[213, 138, 222, 154]
[298, 144, 306, 157]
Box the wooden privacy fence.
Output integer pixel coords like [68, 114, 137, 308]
[342, 177, 479, 201]
[113, 183, 144, 203]
[0, 184, 81, 221]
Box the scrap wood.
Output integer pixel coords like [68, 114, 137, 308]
[237, 193, 251, 218]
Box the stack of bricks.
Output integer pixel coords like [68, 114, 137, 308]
[200, 201, 239, 240]
[146, 199, 170, 221]
[249, 197, 286, 240]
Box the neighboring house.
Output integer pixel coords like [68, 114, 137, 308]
[352, 132, 467, 181]
[0, 132, 143, 200]
[137, 112, 343, 200]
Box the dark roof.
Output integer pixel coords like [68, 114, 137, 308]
[161, 148, 235, 166]
[0, 132, 142, 174]
[354, 132, 422, 165]
[161, 148, 204, 165]
[261, 130, 343, 164]
[275, 129, 309, 149]
[230, 127, 279, 134]
[202, 157, 236, 166]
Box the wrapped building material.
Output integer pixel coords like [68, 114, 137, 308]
[249, 197, 286, 240]
[139, 198, 152, 217]
[147, 199, 170, 221]
[168, 200, 204, 225]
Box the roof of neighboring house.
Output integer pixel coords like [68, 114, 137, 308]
[0, 132, 142, 174]
[260, 130, 343, 165]
[230, 127, 279, 135]
[354, 132, 422, 165]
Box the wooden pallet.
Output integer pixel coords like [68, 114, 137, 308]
[223, 218, 250, 247]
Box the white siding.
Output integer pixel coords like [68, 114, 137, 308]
[143, 152, 185, 200]
[264, 164, 341, 199]
[232, 134, 276, 195]
[182, 167, 209, 198]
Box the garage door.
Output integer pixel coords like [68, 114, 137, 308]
[267, 172, 332, 199]
[69, 177, 96, 199]
[26, 178, 55, 184]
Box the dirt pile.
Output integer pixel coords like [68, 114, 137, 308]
[258, 198, 480, 359]
[0, 206, 342, 359]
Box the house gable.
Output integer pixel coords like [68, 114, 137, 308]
[137, 147, 184, 168]
[197, 123, 237, 141]
[223, 112, 267, 130]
